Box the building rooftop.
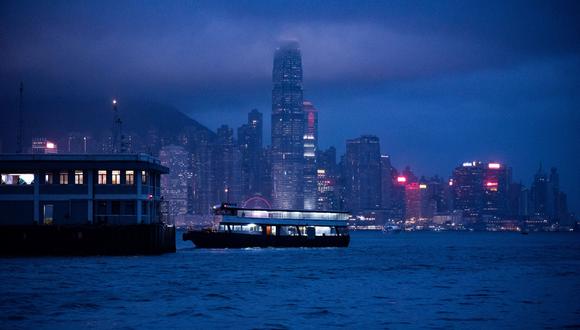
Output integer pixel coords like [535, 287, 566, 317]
[0, 154, 168, 173]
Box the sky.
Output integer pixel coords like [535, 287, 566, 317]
[1, 0, 579, 212]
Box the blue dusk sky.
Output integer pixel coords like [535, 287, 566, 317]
[1, 0, 579, 212]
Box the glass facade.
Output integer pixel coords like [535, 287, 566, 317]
[271, 41, 305, 210]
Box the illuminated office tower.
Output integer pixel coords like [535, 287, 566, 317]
[271, 41, 304, 209]
[159, 145, 191, 221]
[452, 161, 485, 218]
[482, 162, 511, 217]
[405, 182, 436, 221]
[316, 147, 338, 211]
[303, 100, 318, 210]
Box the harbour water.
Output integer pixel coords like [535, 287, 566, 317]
[1, 231, 579, 329]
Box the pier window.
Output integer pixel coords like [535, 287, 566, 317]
[45, 173, 53, 184]
[59, 171, 69, 185]
[112, 170, 121, 185]
[125, 170, 134, 185]
[98, 170, 107, 184]
[1, 173, 34, 185]
[74, 170, 84, 184]
[141, 171, 148, 185]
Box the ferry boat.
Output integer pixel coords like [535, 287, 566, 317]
[183, 204, 350, 248]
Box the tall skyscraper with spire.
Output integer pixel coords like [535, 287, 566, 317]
[271, 41, 304, 209]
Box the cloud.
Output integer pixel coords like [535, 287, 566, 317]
[3, 0, 578, 98]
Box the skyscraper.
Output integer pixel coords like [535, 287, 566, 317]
[303, 100, 318, 210]
[452, 161, 485, 219]
[452, 161, 511, 220]
[159, 145, 191, 223]
[344, 135, 382, 213]
[316, 147, 338, 210]
[238, 109, 264, 201]
[405, 182, 436, 221]
[214, 125, 241, 205]
[380, 155, 394, 209]
[271, 41, 304, 209]
[482, 162, 511, 217]
[191, 130, 215, 215]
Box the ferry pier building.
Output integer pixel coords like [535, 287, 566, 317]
[0, 154, 175, 255]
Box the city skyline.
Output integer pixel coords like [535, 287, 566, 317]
[1, 1, 578, 214]
[2, 3, 580, 329]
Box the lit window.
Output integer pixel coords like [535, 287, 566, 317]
[1, 173, 34, 185]
[125, 170, 134, 185]
[98, 170, 107, 184]
[59, 171, 69, 185]
[74, 170, 84, 184]
[112, 170, 121, 185]
[142, 171, 148, 185]
[45, 173, 53, 184]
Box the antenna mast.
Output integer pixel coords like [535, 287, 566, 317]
[112, 99, 119, 153]
[112, 98, 125, 153]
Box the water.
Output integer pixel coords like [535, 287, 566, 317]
[1, 231, 579, 329]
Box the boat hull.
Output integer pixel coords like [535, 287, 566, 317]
[183, 230, 350, 248]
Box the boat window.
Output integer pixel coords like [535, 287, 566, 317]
[236, 209, 349, 221]
[315, 226, 332, 236]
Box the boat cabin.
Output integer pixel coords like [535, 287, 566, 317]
[212, 204, 349, 239]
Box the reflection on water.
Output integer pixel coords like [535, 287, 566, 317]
[1, 231, 579, 328]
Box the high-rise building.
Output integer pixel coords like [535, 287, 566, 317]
[452, 161, 485, 218]
[390, 167, 406, 219]
[344, 135, 381, 213]
[404, 182, 435, 221]
[238, 109, 264, 201]
[380, 155, 394, 209]
[452, 161, 511, 221]
[530, 165, 567, 223]
[316, 147, 338, 211]
[530, 164, 550, 216]
[214, 125, 241, 205]
[509, 182, 529, 217]
[424, 175, 451, 213]
[303, 100, 318, 210]
[261, 146, 273, 202]
[191, 130, 215, 215]
[271, 41, 304, 210]
[159, 145, 191, 223]
[482, 162, 511, 217]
